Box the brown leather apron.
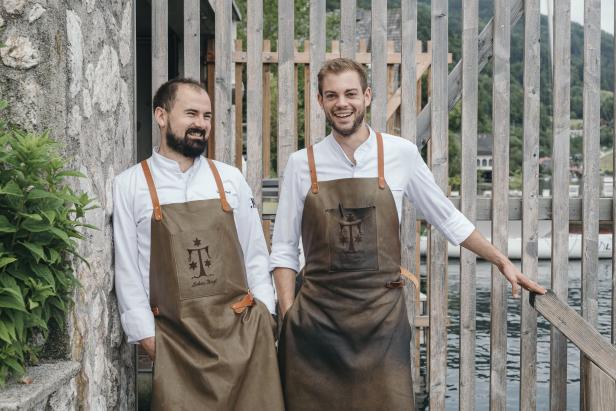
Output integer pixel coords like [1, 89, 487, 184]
[278, 133, 415, 410]
[141, 159, 284, 411]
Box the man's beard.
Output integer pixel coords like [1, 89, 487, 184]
[165, 126, 207, 158]
[325, 107, 365, 137]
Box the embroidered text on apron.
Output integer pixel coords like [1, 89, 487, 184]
[278, 132, 415, 410]
[142, 159, 284, 411]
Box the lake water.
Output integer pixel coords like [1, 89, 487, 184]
[415, 258, 614, 410]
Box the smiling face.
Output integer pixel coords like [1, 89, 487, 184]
[155, 84, 212, 158]
[318, 70, 372, 138]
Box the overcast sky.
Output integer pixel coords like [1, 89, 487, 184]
[541, 0, 614, 34]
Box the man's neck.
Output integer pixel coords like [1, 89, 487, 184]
[158, 144, 195, 173]
[332, 123, 370, 164]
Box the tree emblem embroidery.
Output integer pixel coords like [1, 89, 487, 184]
[187, 238, 214, 286]
[337, 203, 364, 253]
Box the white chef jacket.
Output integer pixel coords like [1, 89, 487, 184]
[270, 126, 475, 273]
[113, 150, 275, 344]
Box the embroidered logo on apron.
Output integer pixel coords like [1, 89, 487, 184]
[326, 204, 378, 272]
[173, 232, 227, 300]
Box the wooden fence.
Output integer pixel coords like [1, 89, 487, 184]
[148, 0, 616, 409]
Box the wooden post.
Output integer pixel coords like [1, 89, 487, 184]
[371, 0, 387, 131]
[183, 0, 200, 80]
[262, 40, 272, 178]
[340, 0, 356, 59]
[246, 0, 263, 211]
[581, 0, 602, 407]
[309, 0, 326, 142]
[613, 0, 616, 350]
[429, 0, 449, 408]
[550, 2, 571, 408]
[151, 0, 168, 149]
[304, 40, 311, 146]
[400, 0, 418, 394]
[214, 0, 233, 164]
[206, 39, 216, 158]
[278, 1, 296, 179]
[234, 40, 244, 169]
[386, 40, 396, 134]
[459, 0, 478, 409]
[520, 0, 540, 407]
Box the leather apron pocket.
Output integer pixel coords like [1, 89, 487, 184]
[326, 204, 379, 272]
[171, 230, 228, 300]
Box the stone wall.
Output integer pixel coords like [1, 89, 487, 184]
[0, 0, 135, 409]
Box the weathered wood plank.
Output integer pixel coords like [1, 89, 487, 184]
[341, 0, 356, 59]
[429, 0, 449, 408]
[246, 0, 263, 211]
[581, 0, 602, 407]
[278, 2, 296, 179]
[309, 0, 326, 142]
[586, 367, 616, 411]
[262, 40, 272, 178]
[183, 0, 200, 80]
[459, 0, 478, 408]
[400, 0, 418, 392]
[519, 0, 540, 407]
[234, 40, 243, 169]
[206, 39, 216, 158]
[416, 0, 524, 150]
[371, 0, 388, 131]
[613, 0, 616, 349]
[490, 0, 510, 407]
[214, 0, 233, 164]
[151, 0, 168, 148]
[386, 40, 396, 133]
[550, 2, 571, 408]
[531, 291, 616, 381]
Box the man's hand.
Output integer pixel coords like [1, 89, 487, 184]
[140, 336, 155, 361]
[461, 229, 547, 297]
[273, 267, 297, 318]
[498, 259, 547, 298]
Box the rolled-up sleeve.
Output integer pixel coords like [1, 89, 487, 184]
[233, 172, 276, 314]
[113, 175, 155, 344]
[270, 153, 304, 273]
[405, 147, 475, 245]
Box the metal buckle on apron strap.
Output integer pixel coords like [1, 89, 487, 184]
[231, 292, 255, 314]
[385, 279, 405, 289]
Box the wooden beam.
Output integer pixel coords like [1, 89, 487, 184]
[151, 0, 168, 149]
[371, 0, 387, 131]
[183, 0, 200, 80]
[416, 0, 524, 150]
[340, 0, 356, 59]
[550, 2, 572, 408]
[262, 40, 272, 178]
[278, 2, 296, 178]
[531, 291, 616, 381]
[309, 0, 326, 142]
[214, 0, 233, 163]
[234, 40, 243, 169]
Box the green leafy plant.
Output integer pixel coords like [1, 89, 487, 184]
[0, 101, 96, 385]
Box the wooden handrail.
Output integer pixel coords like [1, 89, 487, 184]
[530, 290, 616, 381]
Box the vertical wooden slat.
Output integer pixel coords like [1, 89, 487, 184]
[519, 0, 540, 407]
[183, 0, 200, 80]
[581, 0, 601, 407]
[262, 40, 272, 178]
[550, 2, 571, 408]
[309, 0, 326, 142]
[371, 0, 387, 131]
[613, 0, 616, 349]
[459, 0, 477, 408]
[386, 40, 396, 133]
[490, 0, 510, 408]
[214, 0, 233, 164]
[206, 39, 216, 158]
[400, 0, 418, 393]
[234, 40, 244, 169]
[151, 0, 168, 149]
[340, 0, 356, 59]
[246, 0, 263, 211]
[278, 1, 296, 178]
[304, 40, 311, 146]
[429, 0, 449, 408]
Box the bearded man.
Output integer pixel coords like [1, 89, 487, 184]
[113, 78, 284, 410]
[271, 58, 546, 410]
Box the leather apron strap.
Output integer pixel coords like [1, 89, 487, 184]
[206, 158, 232, 212]
[141, 160, 163, 221]
[307, 131, 386, 192]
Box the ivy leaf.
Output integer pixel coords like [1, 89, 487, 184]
[18, 242, 45, 262]
[48, 227, 69, 243]
[0, 257, 17, 269]
[0, 288, 26, 312]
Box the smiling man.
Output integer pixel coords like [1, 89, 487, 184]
[113, 78, 283, 410]
[271, 58, 546, 410]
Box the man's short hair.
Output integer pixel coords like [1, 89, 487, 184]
[152, 78, 207, 113]
[317, 58, 368, 96]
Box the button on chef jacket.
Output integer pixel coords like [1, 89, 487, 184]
[113, 149, 276, 344]
[270, 126, 476, 273]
